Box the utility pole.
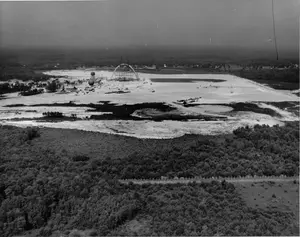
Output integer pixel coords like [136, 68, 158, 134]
[272, 0, 279, 60]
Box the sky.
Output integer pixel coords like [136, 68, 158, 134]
[0, 0, 299, 52]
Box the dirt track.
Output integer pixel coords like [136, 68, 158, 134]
[119, 176, 299, 185]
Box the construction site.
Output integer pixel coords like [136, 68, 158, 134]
[0, 63, 298, 139]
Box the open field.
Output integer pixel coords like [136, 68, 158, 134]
[236, 180, 299, 220]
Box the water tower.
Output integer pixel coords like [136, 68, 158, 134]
[89, 72, 96, 86]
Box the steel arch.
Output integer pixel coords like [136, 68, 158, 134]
[110, 63, 139, 80]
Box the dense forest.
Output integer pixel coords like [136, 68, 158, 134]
[0, 123, 299, 236]
[95, 122, 299, 179]
[0, 176, 298, 236]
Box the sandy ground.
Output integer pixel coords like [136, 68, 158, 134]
[0, 70, 298, 139]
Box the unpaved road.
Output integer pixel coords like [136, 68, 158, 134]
[119, 176, 299, 185]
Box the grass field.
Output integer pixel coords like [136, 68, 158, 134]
[236, 180, 299, 218]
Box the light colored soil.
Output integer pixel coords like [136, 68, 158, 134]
[1, 70, 298, 139]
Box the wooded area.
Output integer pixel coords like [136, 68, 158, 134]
[96, 123, 299, 179]
[0, 122, 298, 236]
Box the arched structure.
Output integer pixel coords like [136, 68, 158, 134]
[110, 63, 139, 81]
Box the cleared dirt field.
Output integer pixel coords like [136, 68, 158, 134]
[0, 70, 298, 138]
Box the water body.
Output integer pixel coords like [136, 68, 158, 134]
[150, 78, 226, 83]
[3, 102, 227, 122]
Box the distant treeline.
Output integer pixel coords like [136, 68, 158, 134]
[0, 68, 55, 82]
[0, 80, 60, 95]
[0, 82, 31, 94]
[236, 69, 299, 90]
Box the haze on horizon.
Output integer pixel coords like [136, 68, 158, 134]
[0, 0, 299, 54]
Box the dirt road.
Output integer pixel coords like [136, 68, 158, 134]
[119, 176, 299, 185]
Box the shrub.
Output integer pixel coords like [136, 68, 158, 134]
[46, 80, 60, 92]
[39, 226, 52, 236]
[19, 88, 43, 96]
[42, 111, 64, 118]
[0, 83, 31, 94]
[24, 127, 40, 141]
[69, 230, 82, 237]
[89, 230, 98, 236]
[73, 155, 90, 162]
[64, 230, 71, 235]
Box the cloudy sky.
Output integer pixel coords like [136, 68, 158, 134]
[0, 0, 299, 51]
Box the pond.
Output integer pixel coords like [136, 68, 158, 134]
[150, 78, 226, 83]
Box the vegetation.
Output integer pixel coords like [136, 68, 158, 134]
[0, 83, 31, 95]
[1, 48, 298, 91]
[293, 92, 300, 97]
[24, 127, 41, 141]
[73, 155, 90, 162]
[0, 58, 56, 82]
[237, 69, 299, 90]
[19, 88, 44, 96]
[0, 68, 55, 82]
[184, 102, 282, 117]
[40, 112, 79, 122]
[227, 102, 282, 117]
[46, 81, 60, 93]
[0, 176, 297, 236]
[263, 101, 299, 116]
[0, 122, 298, 236]
[42, 112, 64, 118]
[95, 122, 299, 179]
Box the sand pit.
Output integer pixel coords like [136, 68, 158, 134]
[0, 70, 298, 138]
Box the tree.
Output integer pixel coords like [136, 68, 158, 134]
[46, 80, 59, 93]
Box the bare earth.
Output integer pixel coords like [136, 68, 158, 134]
[0, 70, 298, 138]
